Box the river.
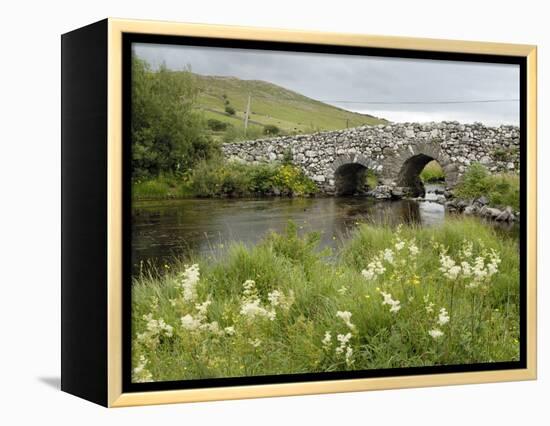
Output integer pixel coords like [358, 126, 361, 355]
[132, 184, 482, 269]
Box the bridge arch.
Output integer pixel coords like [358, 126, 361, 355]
[389, 142, 459, 197]
[332, 154, 376, 196]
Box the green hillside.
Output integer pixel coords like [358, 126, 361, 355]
[193, 74, 387, 141]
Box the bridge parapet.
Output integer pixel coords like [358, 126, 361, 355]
[222, 122, 519, 195]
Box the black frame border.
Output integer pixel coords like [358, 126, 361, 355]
[122, 33, 528, 393]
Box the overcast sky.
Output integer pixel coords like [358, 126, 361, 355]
[134, 43, 520, 126]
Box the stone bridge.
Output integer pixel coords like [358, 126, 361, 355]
[222, 122, 519, 196]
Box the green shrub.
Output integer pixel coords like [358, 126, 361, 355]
[207, 119, 230, 131]
[263, 124, 280, 135]
[282, 148, 293, 165]
[273, 164, 318, 196]
[493, 147, 518, 162]
[247, 164, 278, 193]
[133, 161, 318, 200]
[185, 161, 316, 198]
[131, 58, 218, 178]
[225, 105, 236, 115]
[363, 170, 379, 189]
[455, 163, 519, 210]
[420, 161, 445, 183]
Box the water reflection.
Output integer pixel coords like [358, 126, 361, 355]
[131, 192, 449, 269]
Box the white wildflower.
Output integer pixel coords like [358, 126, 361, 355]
[437, 307, 450, 326]
[322, 331, 332, 350]
[267, 290, 281, 306]
[428, 328, 444, 339]
[439, 254, 461, 280]
[380, 291, 401, 313]
[361, 268, 375, 281]
[337, 286, 348, 295]
[345, 346, 354, 366]
[336, 310, 356, 331]
[249, 338, 262, 348]
[133, 355, 153, 383]
[409, 242, 419, 256]
[472, 257, 488, 281]
[240, 299, 276, 321]
[460, 240, 473, 259]
[181, 314, 201, 331]
[335, 332, 354, 364]
[335, 333, 352, 354]
[150, 296, 159, 311]
[195, 299, 211, 320]
[395, 240, 405, 251]
[487, 249, 501, 276]
[180, 264, 200, 302]
[224, 326, 236, 336]
[242, 279, 257, 297]
[362, 257, 386, 281]
[383, 248, 395, 264]
[461, 261, 472, 277]
[137, 314, 173, 349]
[337, 333, 352, 345]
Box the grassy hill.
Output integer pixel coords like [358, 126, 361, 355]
[193, 74, 387, 142]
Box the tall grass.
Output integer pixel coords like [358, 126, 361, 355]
[132, 174, 191, 200]
[132, 219, 519, 382]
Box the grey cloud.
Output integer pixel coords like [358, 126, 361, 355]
[134, 43, 519, 126]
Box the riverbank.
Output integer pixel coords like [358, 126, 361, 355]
[132, 161, 318, 200]
[132, 218, 519, 383]
[134, 162, 518, 207]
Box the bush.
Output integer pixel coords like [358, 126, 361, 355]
[263, 125, 280, 135]
[225, 105, 236, 116]
[207, 119, 230, 131]
[455, 163, 520, 210]
[185, 160, 317, 198]
[493, 147, 518, 162]
[362, 170, 378, 189]
[420, 161, 445, 183]
[282, 148, 293, 165]
[273, 164, 318, 196]
[131, 58, 219, 178]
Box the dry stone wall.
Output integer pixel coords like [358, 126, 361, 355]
[222, 122, 520, 195]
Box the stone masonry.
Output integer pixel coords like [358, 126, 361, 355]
[222, 122, 520, 196]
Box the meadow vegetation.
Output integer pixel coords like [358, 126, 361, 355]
[455, 163, 520, 210]
[132, 219, 520, 382]
[132, 160, 318, 200]
[194, 74, 386, 141]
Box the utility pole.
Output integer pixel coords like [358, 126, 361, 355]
[244, 93, 251, 136]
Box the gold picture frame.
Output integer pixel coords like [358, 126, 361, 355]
[61, 18, 537, 407]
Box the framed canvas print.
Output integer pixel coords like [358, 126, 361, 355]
[61, 18, 537, 407]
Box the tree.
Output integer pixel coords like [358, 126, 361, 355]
[131, 58, 218, 178]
